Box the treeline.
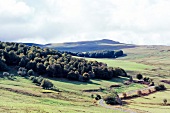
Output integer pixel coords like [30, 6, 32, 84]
[63, 50, 124, 58]
[0, 41, 127, 82]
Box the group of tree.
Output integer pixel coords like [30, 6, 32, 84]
[0, 41, 128, 82]
[62, 50, 124, 58]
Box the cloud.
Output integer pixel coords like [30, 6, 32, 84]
[0, 0, 170, 45]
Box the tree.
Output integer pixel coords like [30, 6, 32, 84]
[26, 60, 37, 71]
[37, 63, 46, 74]
[163, 99, 167, 105]
[136, 74, 143, 80]
[46, 64, 63, 77]
[40, 79, 54, 89]
[103, 92, 121, 105]
[67, 70, 79, 81]
[27, 69, 34, 76]
[0, 59, 9, 71]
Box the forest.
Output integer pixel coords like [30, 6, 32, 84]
[0, 41, 127, 82]
[62, 50, 124, 58]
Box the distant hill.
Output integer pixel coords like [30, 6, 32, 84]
[24, 39, 136, 52]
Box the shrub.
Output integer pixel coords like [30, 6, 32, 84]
[27, 69, 34, 76]
[67, 70, 79, 81]
[40, 79, 54, 89]
[36, 63, 46, 74]
[143, 77, 150, 82]
[29, 76, 35, 80]
[3, 72, 9, 77]
[149, 82, 155, 86]
[82, 72, 90, 82]
[0, 59, 9, 71]
[159, 84, 166, 90]
[103, 92, 120, 105]
[32, 77, 39, 84]
[91, 94, 94, 98]
[137, 90, 142, 96]
[155, 84, 166, 91]
[17, 67, 27, 76]
[163, 99, 167, 105]
[122, 92, 127, 98]
[37, 76, 44, 84]
[136, 74, 143, 80]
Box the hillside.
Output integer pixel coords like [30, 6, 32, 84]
[1, 41, 170, 113]
[24, 39, 136, 52]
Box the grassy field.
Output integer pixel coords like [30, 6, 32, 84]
[83, 57, 153, 72]
[0, 77, 125, 113]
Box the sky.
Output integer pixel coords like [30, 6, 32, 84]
[0, 0, 170, 45]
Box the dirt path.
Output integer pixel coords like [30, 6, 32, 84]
[99, 99, 138, 113]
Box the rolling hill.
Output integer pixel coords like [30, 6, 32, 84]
[24, 39, 136, 52]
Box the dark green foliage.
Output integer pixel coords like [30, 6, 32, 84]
[103, 92, 120, 105]
[40, 79, 54, 89]
[27, 69, 34, 76]
[114, 50, 123, 58]
[163, 99, 167, 105]
[26, 60, 37, 71]
[66, 50, 124, 58]
[95, 94, 102, 100]
[143, 77, 150, 82]
[19, 56, 29, 67]
[46, 64, 63, 77]
[29, 76, 35, 80]
[0, 59, 9, 71]
[82, 72, 90, 82]
[0, 41, 128, 82]
[36, 63, 46, 74]
[67, 70, 80, 80]
[113, 67, 127, 77]
[32, 76, 43, 85]
[155, 84, 166, 91]
[136, 74, 143, 80]
[4, 50, 20, 65]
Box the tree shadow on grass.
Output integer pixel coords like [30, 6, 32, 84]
[48, 77, 100, 85]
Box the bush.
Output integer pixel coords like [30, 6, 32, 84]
[27, 69, 34, 76]
[82, 72, 90, 82]
[163, 99, 167, 105]
[122, 92, 127, 98]
[103, 92, 120, 105]
[36, 63, 46, 74]
[0, 59, 9, 71]
[155, 84, 166, 91]
[40, 79, 54, 89]
[3, 72, 9, 77]
[137, 90, 142, 96]
[17, 67, 27, 76]
[29, 76, 35, 80]
[159, 84, 166, 90]
[32, 77, 39, 83]
[67, 71, 80, 81]
[136, 74, 143, 80]
[143, 77, 150, 82]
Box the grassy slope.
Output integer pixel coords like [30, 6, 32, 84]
[0, 77, 124, 113]
[1, 45, 170, 113]
[79, 45, 170, 113]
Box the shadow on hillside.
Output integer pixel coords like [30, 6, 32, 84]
[92, 77, 129, 83]
[53, 45, 137, 52]
[48, 77, 100, 85]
